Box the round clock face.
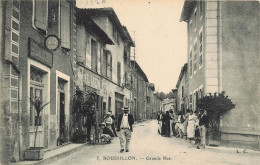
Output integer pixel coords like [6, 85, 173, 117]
[45, 35, 59, 50]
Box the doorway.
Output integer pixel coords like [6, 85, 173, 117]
[59, 92, 65, 139]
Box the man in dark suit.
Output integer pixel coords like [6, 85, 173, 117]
[116, 106, 134, 153]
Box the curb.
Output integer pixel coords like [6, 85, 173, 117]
[16, 143, 90, 165]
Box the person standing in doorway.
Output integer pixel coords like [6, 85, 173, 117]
[116, 106, 134, 153]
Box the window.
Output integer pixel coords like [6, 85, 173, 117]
[33, 0, 48, 33]
[60, 1, 70, 50]
[200, 0, 203, 15]
[199, 31, 203, 66]
[182, 86, 184, 98]
[107, 52, 112, 79]
[101, 49, 107, 76]
[189, 50, 193, 77]
[189, 20, 192, 33]
[117, 62, 121, 85]
[112, 25, 118, 43]
[108, 97, 111, 112]
[193, 40, 198, 73]
[30, 67, 45, 127]
[48, 0, 59, 33]
[91, 39, 97, 72]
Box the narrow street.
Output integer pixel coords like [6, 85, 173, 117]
[48, 120, 260, 165]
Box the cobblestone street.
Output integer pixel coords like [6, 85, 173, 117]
[48, 120, 260, 165]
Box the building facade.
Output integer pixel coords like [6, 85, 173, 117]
[75, 8, 134, 126]
[1, 0, 76, 161]
[180, 0, 260, 148]
[176, 63, 188, 113]
[130, 60, 149, 121]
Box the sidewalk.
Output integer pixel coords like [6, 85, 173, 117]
[14, 120, 147, 165]
[205, 145, 260, 156]
[186, 138, 260, 156]
[15, 143, 92, 165]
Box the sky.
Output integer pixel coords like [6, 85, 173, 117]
[76, 0, 187, 93]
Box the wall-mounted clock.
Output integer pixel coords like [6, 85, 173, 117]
[44, 35, 59, 51]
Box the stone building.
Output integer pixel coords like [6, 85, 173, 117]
[130, 60, 149, 121]
[176, 63, 188, 113]
[146, 83, 155, 119]
[75, 8, 134, 125]
[180, 0, 260, 148]
[1, 0, 76, 161]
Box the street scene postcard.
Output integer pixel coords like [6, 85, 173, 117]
[0, 0, 260, 165]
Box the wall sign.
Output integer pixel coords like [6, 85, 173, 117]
[29, 38, 53, 68]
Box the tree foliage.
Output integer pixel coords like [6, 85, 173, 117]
[155, 91, 176, 99]
[196, 91, 235, 132]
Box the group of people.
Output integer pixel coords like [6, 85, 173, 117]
[88, 106, 134, 153]
[157, 109, 209, 148]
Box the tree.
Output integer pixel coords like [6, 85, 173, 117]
[30, 97, 52, 147]
[196, 91, 235, 132]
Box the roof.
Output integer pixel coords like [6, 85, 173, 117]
[80, 8, 134, 46]
[180, 0, 197, 22]
[176, 63, 188, 88]
[131, 60, 149, 82]
[122, 26, 135, 47]
[76, 8, 114, 45]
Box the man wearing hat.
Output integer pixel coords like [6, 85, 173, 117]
[116, 106, 134, 153]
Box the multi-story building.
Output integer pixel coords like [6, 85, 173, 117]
[1, 0, 76, 161]
[130, 60, 149, 121]
[75, 8, 134, 125]
[153, 93, 163, 117]
[146, 83, 155, 119]
[180, 0, 260, 148]
[176, 63, 188, 113]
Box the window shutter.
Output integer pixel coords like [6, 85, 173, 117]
[60, 1, 70, 49]
[117, 62, 121, 85]
[35, 0, 47, 31]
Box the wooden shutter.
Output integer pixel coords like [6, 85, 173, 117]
[60, 1, 70, 49]
[35, 0, 47, 31]
[117, 62, 121, 85]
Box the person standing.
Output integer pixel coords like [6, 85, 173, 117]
[111, 115, 117, 137]
[187, 110, 196, 142]
[169, 110, 174, 136]
[183, 109, 190, 140]
[163, 111, 172, 137]
[116, 106, 134, 153]
[199, 110, 209, 148]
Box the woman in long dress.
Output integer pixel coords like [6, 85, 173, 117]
[187, 110, 196, 142]
[183, 110, 190, 140]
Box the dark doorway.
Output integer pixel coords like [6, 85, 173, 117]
[59, 92, 65, 139]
